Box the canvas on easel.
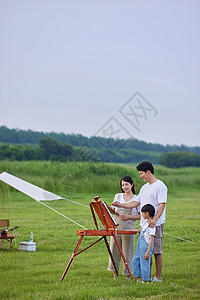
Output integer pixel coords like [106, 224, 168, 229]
[89, 197, 118, 229]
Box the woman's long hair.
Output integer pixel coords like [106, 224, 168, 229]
[120, 176, 135, 194]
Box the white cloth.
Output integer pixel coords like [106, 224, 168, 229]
[142, 221, 156, 244]
[0, 171, 64, 201]
[136, 179, 167, 227]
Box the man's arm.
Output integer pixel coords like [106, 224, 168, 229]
[148, 203, 166, 228]
[111, 200, 139, 209]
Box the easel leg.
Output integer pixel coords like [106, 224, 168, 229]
[103, 236, 118, 277]
[113, 233, 133, 280]
[61, 235, 84, 281]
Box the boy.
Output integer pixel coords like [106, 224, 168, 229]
[132, 204, 155, 283]
[112, 161, 167, 282]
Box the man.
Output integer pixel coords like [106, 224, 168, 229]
[112, 161, 167, 282]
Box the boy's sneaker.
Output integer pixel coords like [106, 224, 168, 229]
[152, 276, 162, 283]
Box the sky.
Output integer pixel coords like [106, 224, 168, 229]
[0, 0, 200, 147]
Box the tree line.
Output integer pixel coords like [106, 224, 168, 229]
[0, 126, 200, 167]
[0, 126, 200, 154]
[0, 136, 160, 164]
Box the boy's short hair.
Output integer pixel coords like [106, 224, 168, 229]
[141, 204, 155, 217]
[136, 161, 154, 174]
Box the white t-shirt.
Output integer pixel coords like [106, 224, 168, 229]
[142, 221, 156, 244]
[136, 179, 167, 227]
[113, 193, 140, 216]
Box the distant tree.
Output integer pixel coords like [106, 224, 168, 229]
[0, 145, 25, 160]
[38, 136, 74, 160]
[158, 152, 200, 168]
[0, 144, 44, 161]
[23, 147, 44, 160]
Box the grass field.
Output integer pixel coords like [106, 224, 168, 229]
[0, 161, 200, 299]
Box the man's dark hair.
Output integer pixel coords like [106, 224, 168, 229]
[136, 161, 154, 174]
[141, 204, 155, 217]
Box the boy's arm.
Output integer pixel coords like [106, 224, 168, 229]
[144, 235, 154, 260]
[111, 200, 139, 209]
[148, 203, 166, 228]
[134, 228, 141, 233]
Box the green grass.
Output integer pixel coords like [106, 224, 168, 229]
[0, 161, 200, 196]
[0, 161, 200, 299]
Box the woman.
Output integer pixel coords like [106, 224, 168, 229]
[108, 176, 140, 279]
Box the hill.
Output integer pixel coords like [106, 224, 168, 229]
[0, 126, 199, 153]
[0, 126, 200, 166]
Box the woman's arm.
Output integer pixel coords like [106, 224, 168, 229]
[120, 213, 141, 221]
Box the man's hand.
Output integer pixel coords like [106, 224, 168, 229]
[148, 219, 157, 228]
[111, 201, 121, 207]
[148, 203, 166, 228]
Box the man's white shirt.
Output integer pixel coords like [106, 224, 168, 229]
[135, 179, 167, 227]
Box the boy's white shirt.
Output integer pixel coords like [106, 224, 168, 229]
[142, 221, 156, 244]
[136, 179, 167, 227]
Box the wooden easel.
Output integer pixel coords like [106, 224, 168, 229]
[61, 196, 137, 281]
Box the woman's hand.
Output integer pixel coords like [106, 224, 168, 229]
[120, 214, 129, 221]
